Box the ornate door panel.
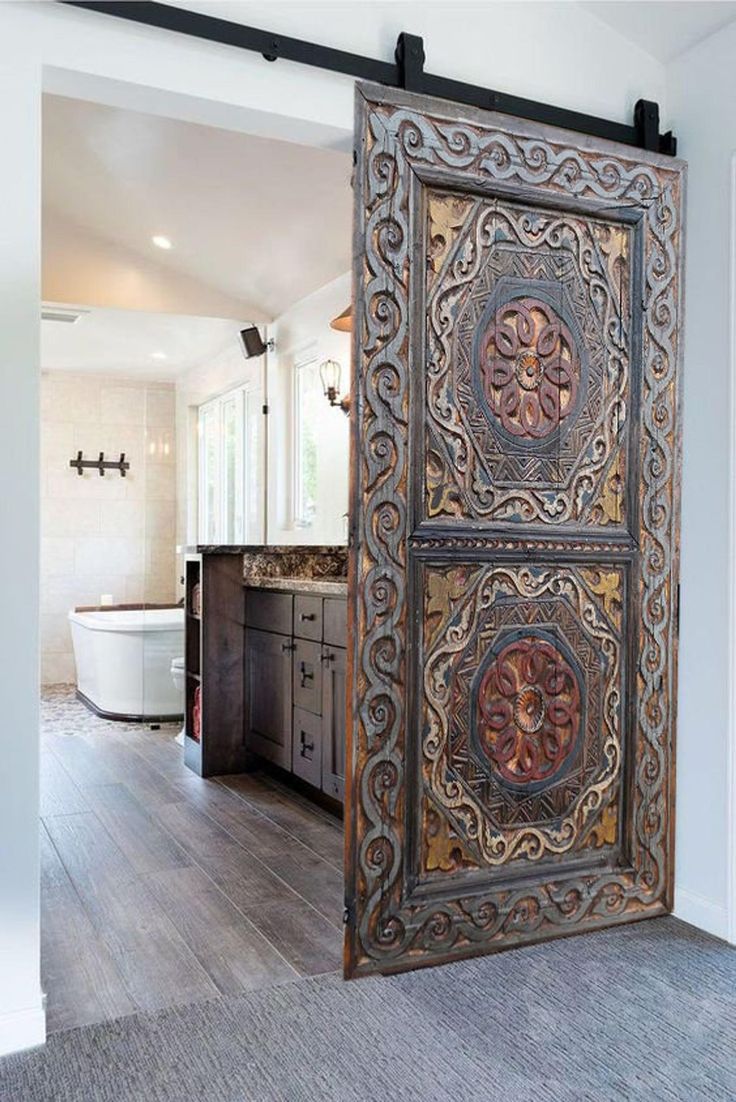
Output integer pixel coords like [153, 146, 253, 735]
[346, 84, 684, 977]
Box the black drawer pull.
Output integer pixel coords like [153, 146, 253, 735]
[320, 652, 335, 663]
[281, 641, 295, 653]
[299, 663, 314, 687]
[299, 612, 316, 622]
[300, 730, 315, 755]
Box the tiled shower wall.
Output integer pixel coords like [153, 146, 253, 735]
[40, 373, 176, 685]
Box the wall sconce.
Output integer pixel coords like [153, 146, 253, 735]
[319, 359, 350, 415]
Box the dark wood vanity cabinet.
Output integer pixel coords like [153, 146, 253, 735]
[244, 586, 347, 805]
[321, 646, 346, 802]
[245, 628, 293, 770]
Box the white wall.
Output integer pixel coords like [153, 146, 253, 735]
[667, 23, 736, 939]
[267, 272, 350, 546]
[0, 57, 45, 1056]
[40, 374, 177, 685]
[0, 0, 677, 1056]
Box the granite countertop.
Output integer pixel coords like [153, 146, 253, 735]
[246, 577, 348, 597]
[195, 544, 346, 555]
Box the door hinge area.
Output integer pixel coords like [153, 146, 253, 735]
[343, 901, 354, 926]
[262, 403, 269, 415]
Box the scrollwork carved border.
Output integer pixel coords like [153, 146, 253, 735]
[346, 83, 684, 976]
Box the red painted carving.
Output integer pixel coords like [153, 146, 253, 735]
[478, 636, 581, 785]
[481, 297, 580, 439]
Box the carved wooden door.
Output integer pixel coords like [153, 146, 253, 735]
[345, 83, 685, 977]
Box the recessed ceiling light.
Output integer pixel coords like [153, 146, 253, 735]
[150, 351, 168, 361]
[151, 235, 172, 250]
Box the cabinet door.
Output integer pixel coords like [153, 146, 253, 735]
[321, 645, 346, 803]
[245, 629, 293, 768]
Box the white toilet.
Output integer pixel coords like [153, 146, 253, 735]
[171, 657, 186, 745]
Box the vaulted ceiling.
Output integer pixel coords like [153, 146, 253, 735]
[42, 93, 352, 322]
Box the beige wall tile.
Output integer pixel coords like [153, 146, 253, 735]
[145, 387, 175, 428]
[41, 652, 76, 687]
[145, 499, 176, 539]
[146, 537, 175, 574]
[47, 467, 128, 503]
[41, 422, 75, 469]
[42, 375, 100, 424]
[74, 536, 145, 577]
[42, 499, 100, 538]
[100, 499, 146, 535]
[41, 373, 177, 674]
[41, 537, 75, 576]
[41, 612, 72, 653]
[100, 385, 146, 426]
[124, 575, 146, 603]
[41, 573, 127, 614]
[145, 427, 175, 465]
[145, 462, 176, 502]
[144, 570, 176, 604]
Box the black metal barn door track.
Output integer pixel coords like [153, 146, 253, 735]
[61, 2, 676, 155]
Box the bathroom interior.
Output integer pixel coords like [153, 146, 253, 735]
[40, 93, 353, 1030]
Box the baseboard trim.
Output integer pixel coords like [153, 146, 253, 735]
[674, 887, 730, 941]
[0, 1000, 46, 1058]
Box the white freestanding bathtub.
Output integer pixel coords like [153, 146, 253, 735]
[69, 607, 185, 721]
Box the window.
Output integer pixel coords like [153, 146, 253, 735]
[198, 383, 263, 544]
[293, 354, 321, 528]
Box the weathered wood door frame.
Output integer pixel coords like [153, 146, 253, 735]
[345, 82, 685, 978]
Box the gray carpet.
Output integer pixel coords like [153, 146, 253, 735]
[2, 916, 734, 1102]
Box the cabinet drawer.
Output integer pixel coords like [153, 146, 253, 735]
[323, 598, 347, 648]
[292, 707, 322, 788]
[245, 589, 293, 636]
[294, 594, 322, 641]
[293, 639, 322, 715]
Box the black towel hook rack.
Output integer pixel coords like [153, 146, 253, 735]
[69, 451, 130, 477]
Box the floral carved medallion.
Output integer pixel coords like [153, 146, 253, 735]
[349, 82, 684, 978]
[477, 635, 582, 787]
[480, 298, 580, 440]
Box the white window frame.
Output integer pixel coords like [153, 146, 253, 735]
[292, 348, 320, 530]
[197, 381, 262, 545]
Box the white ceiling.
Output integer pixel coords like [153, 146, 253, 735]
[42, 94, 352, 322]
[580, 1, 736, 62]
[41, 306, 244, 379]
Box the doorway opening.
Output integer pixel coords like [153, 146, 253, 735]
[39, 91, 352, 1032]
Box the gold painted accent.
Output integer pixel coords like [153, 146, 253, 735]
[586, 803, 618, 848]
[581, 567, 622, 628]
[426, 566, 473, 648]
[591, 449, 625, 526]
[425, 809, 477, 872]
[427, 192, 473, 275]
[426, 449, 463, 518]
[596, 224, 629, 286]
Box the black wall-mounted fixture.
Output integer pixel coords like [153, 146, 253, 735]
[60, 1, 677, 155]
[70, 451, 130, 477]
[239, 326, 274, 360]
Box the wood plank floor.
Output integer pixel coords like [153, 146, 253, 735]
[40, 687, 343, 1034]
